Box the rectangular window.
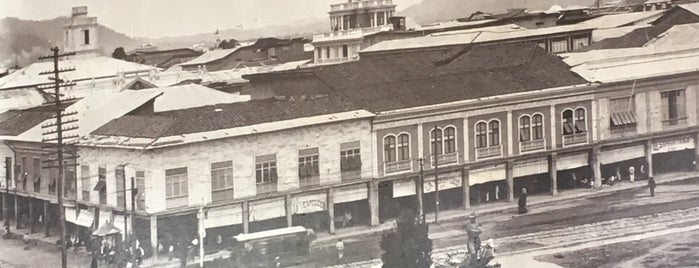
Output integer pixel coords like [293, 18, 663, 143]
[341, 147, 361, 171]
[211, 161, 234, 191]
[81, 165, 90, 202]
[476, 123, 488, 148]
[489, 121, 500, 146]
[377, 12, 385, 26]
[255, 155, 278, 194]
[519, 117, 531, 142]
[98, 166, 107, 205]
[550, 38, 568, 53]
[84, 29, 90, 45]
[298, 148, 320, 187]
[136, 171, 145, 210]
[33, 157, 41, 193]
[572, 35, 589, 50]
[661, 89, 686, 126]
[431, 129, 443, 155]
[343, 15, 351, 30]
[532, 115, 544, 140]
[342, 45, 348, 58]
[444, 127, 456, 154]
[165, 167, 188, 199]
[116, 167, 125, 208]
[384, 136, 396, 163]
[64, 162, 75, 199]
[398, 134, 410, 161]
[575, 109, 586, 133]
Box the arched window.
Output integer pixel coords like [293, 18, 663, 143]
[384, 136, 396, 163]
[476, 122, 487, 148]
[430, 128, 443, 155]
[519, 116, 531, 142]
[575, 108, 586, 133]
[562, 109, 574, 135]
[532, 114, 544, 140]
[489, 120, 500, 146]
[398, 134, 410, 161]
[444, 127, 456, 154]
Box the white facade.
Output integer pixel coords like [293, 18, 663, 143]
[63, 6, 100, 58]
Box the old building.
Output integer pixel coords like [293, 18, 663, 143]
[128, 48, 204, 69]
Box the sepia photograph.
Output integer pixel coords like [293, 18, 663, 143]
[1, 0, 699, 267]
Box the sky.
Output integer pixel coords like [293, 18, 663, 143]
[1, 0, 422, 38]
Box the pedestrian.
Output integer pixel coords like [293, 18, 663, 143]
[518, 188, 528, 214]
[590, 178, 594, 189]
[190, 237, 199, 261]
[648, 177, 656, 197]
[465, 212, 482, 258]
[275, 256, 281, 268]
[335, 238, 345, 262]
[168, 243, 174, 261]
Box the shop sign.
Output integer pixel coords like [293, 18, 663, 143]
[423, 171, 462, 193]
[65, 208, 77, 224]
[335, 184, 368, 204]
[513, 158, 548, 177]
[292, 192, 327, 214]
[599, 145, 645, 164]
[392, 178, 416, 198]
[652, 135, 694, 154]
[469, 164, 506, 186]
[76, 210, 94, 228]
[204, 204, 243, 228]
[557, 153, 588, 170]
[250, 198, 285, 222]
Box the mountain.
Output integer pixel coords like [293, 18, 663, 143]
[399, 0, 599, 25]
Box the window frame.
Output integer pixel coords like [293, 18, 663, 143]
[255, 158, 278, 185]
[165, 167, 189, 199]
[211, 161, 234, 191]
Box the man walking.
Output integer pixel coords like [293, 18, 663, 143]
[465, 212, 482, 258]
[335, 238, 345, 264]
[518, 188, 528, 214]
[648, 177, 656, 197]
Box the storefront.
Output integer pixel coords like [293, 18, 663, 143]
[513, 157, 550, 197]
[652, 135, 695, 174]
[556, 152, 591, 189]
[65, 206, 95, 247]
[469, 164, 507, 205]
[422, 171, 463, 212]
[600, 143, 647, 182]
[333, 183, 369, 228]
[291, 191, 328, 232]
[249, 197, 286, 233]
[382, 178, 416, 221]
[203, 203, 243, 252]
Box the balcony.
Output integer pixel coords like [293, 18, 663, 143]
[431, 152, 458, 166]
[563, 132, 588, 146]
[385, 159, 412, 174]
[520, 139, 546, 152]
[330, 0, 394, 12]
[313, 26, 391, 43]
[315, 56, 359, 65]
[476, 145, 502, 160]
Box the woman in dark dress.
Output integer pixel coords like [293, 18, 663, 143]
[518, 188, 528, 214]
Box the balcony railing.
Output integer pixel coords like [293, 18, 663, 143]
[256, 183, 278, 195]
[315, 56, 359, 65]
[431, 152, 458, 166]
[563, 132, 588, 146]
[330, 0, 394, 12]
[476, 145, 502, 160]
[385, 159, 412, 174]
[520, 139, 546, 152]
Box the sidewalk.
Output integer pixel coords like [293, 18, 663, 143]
[312, 171, 699, 246]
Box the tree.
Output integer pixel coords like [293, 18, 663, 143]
[218, 39, 239, 49]
[381, 209, 432, 268]
[112, 47, 127, 60]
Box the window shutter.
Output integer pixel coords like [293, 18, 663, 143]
[299, 163, 307, 177]
[341, 158, 348, 171]
[354, 157, 362, 169]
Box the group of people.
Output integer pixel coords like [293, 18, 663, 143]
[92, 238, 145, 268]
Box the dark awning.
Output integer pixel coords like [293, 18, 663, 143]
[611, 111, 637, 126]
[93, 181, 106, 191]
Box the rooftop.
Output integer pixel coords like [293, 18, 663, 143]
[576, 24, 674, 51]
[578, 10, 667, 28]
[180, 48, 240, 66]
[644, 22, 699, 47]
[152, 84, 250, 112]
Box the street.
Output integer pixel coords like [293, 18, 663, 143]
[0, 235, 91, 268]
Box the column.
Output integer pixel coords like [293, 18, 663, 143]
[462, 168, 470, 209]
[327, 188, 335, 234]
[591, 146, 602, 188]
[416, 174, 424, 220]
[340, 16, 345, 31]
[150, 215, 158, 261]
[695, 133, 699, 171]
[242, 201, 250, 234]
[28, 199, 33, 233]
[384, 11, 389, 25]
[285, 194, 292, 227]
[506, 161, 514, 202]
[373, 12, 378, 27]
[368, 180, 379, 226]
[645, 140, 654, 178]
[14, 195, 19, 229]
[549, 153, 558, 196]
[44, 201, 50, 236]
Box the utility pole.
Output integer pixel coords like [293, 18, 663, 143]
[131, 176, 137, 267]
[122, 172, 128, 241]
[416, 158, 425, 223]
[4, 157, 10, 235]
[39, 47, 78, 268]
[433, 125, 440, 224]
[197, 202, 206, 268]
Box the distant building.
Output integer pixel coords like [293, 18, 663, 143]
[128, 48, 204, 69]
[178, 37, 310, 72]
[63, 6, 100, 58]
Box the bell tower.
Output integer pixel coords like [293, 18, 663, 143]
[63, 6, 100, 57]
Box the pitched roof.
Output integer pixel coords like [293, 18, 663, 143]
[255, 43, 587, 113]
[0, 103, 73, 136]
[578, 10, 667, 28]
[180, 48, 240, 66]
[574, 24, 673, 51]
[92, 95, 363, 138]
[679, 2, 699, 16]
[0, 56, 155, 90]
[644, 22, 699, 48]
[152, 84, 250, 112]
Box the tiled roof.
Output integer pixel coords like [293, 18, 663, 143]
[180, 48, 240, 66]
[0, 102, 74, 136]
[578, 10, 667, 29]
[293, 43, 587, 112]
[92, 95, 362, 138]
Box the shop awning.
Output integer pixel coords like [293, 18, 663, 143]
[76, 210, 94, 228]
[611, 111, 637, 126]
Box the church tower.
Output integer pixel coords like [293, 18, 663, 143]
[63, 6, 100, 57]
